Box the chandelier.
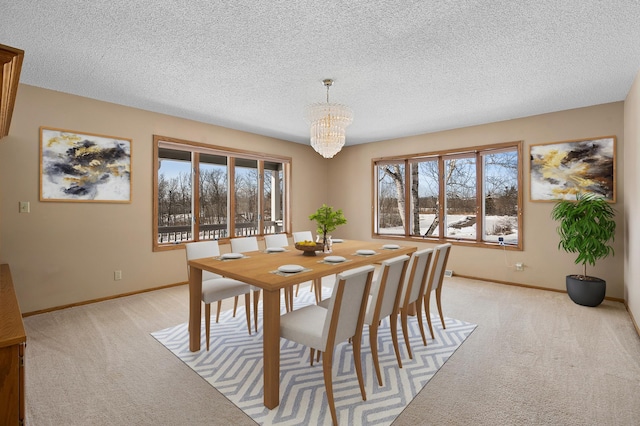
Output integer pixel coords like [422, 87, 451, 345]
[305, 79, 353, 159]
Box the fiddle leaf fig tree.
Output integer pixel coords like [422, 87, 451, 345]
[309, 204, 347, 241]
[550, 193, 616, 279]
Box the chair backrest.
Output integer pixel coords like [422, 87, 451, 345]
[399, 248, 434, 308]
[426, 243, 452, 294]
[292, 231, 313, 243]
[230, 236, 259, 253]
[365, 254, 410, 325]
[185, 241, 221, 280]
[264, 233, 289, 248]
[322, 265, 375, 349]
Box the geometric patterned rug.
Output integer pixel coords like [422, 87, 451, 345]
[151, 287, 476, 425]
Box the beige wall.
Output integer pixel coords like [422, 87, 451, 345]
[624, 70, 640, 326]
[0, 85, 628, 312]
[329, 103, 625, 299]
[0, 85, 329, 312]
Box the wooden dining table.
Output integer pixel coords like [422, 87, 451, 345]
[187, 239, 416, 409]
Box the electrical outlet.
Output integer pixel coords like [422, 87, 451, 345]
[498, 236, 504, 246]
[114, 270, 122, 280]
[515, 262, 524, 271]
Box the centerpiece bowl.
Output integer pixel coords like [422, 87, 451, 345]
[295, 241, 323, 256]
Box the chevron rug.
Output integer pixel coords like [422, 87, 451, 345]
[152, 287, 476, 425]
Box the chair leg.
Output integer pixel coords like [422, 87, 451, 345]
[253, 290, 260, 332]
[390, 312, 403, 368]
[369, 324, 383, 386]
[309, 348, 315, 366]
[436, 286, 446, 329]
[400, 308, 413, 359]
[352, 332, 367, 402]
[285, 287, 293, 312]
[424, 293, 434, 339]
[244, 293, 251, 335]
[295, 283, 300, 296]
[216, 300, 222, 323]
[205, 303, 211, 351]
[322, 350, 338, 426]
[313, 278, 321, 304]
[233, 296, 239, 317]
[415, 299, 428, 347]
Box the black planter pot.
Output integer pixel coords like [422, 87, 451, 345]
[566, 275, 606, 307]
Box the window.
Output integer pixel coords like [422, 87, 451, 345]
[153, 135, 290, 251]
[374, 141, 522, 249]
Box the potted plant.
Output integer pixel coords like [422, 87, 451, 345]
[309, 204, 347, 252]
[550, 192, 616, 307]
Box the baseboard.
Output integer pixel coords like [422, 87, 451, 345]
[625, 301, 640, 338]
[452, 273, 625, 304]
[22, 281, 187, 317]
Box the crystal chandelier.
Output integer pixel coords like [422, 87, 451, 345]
[305, 79, 353, 159]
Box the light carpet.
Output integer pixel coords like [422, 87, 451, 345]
[152, 288, 476, 425]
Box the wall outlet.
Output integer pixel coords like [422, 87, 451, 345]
[498, 236, 504, 246]
[515, 262, 524, 271]
[114, 270, 122, 280]
[444, 269, 453, 277]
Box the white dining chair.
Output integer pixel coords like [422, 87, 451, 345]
[264, 233, 289, 249]
[319, 254, 409, 386]
[280, 265, 375, 426]
[292, 230, 313, 243]
[230, 236, 262, 332]
[292, 230, 320, 299]
[397, 248, 434, 357]
[185, 241, 252, 350]
[263, 233, 297, 311]
[423, 243, 452, 339]
[364, 254, 410, 385]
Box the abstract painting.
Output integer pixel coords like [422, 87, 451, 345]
[529, 136, 615, 202]
[40, 127, 132, 202]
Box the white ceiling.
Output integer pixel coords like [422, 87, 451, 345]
[2, 1, 640, 147]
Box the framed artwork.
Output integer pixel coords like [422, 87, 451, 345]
[529, 136, 615, 202]
[40, 127, 132, 203]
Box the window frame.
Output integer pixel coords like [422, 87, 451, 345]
[372, 141, 523, 250]
[153, 135, 291, 252]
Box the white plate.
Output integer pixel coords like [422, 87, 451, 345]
[221, 252, 243, 259]
[324, 255, 346, 263]
[356, 249, 376, 255]
[331, 238, 344, 243]
[383, 244, 400, 249]
[278, 264, 304, 273]
[266, 247, 285, 253]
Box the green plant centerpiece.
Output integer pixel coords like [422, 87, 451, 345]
[309, 204, 347, 253]
[550, 192, 616, 306]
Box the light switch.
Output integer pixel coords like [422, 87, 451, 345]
[19, 201, 30, 213]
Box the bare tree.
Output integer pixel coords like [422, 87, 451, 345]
[380, 164, 407, 230]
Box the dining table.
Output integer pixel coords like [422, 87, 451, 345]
[187, 239, 417, 409]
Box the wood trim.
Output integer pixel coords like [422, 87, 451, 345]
[453, 272, 625, 304]
[372, 140, 522, 163]
[0, 44, 24, 139]
[22, 281, 186, 317]
[625, 302, 640, 338]
[155, 134, 291, 163]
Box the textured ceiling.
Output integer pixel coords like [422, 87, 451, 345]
[2, 1, 640, 147]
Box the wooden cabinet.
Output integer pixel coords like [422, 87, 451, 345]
[0, 264, 26, 425]
[0, 44, 24, 139]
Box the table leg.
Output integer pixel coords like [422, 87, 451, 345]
[262, 288, 281, 409]
[189, 266, 203, 352]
